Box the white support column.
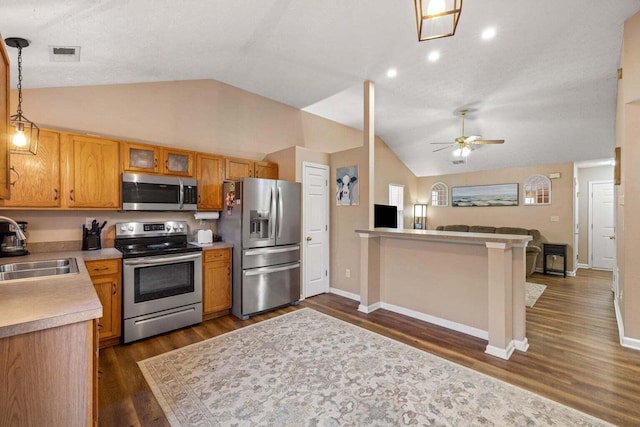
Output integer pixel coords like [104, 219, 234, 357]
[512, 242, 529, 351]
[364, 80, 375, 229]
[485, 241, 516, 359]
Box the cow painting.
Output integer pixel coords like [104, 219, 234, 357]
[336, 165, 359, 206]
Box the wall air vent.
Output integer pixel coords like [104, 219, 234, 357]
[49, 46, 81, 62]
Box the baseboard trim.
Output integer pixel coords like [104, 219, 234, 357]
[358, 302, 381, 313]
[614, 298, 640, 351]
[485, 341, 516, 360]
[577, 263, 590, 269]
[514, 338, 529, 352]
[379, 302, 489, 341]
[330, 287, 360, 302]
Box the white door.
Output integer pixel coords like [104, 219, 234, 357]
[303, 162, 330, 298]
[590, 181, 615, 270]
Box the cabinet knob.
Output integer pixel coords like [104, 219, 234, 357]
[154, 158, 158, 168]
[53, 188, 58, 201]
[69, 189, 74, 201]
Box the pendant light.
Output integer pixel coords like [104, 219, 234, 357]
[414, 0, 463, 42]
[4, 37, 39, 155]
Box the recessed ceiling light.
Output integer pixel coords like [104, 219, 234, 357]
[482, 27, 496, 40]
[428, 51, 440, 62]
[387, 68, 397, 78]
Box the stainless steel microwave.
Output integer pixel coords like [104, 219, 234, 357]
[121, 173, 198, 211]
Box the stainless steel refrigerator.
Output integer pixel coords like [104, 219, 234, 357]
[218, 177, 301, 319]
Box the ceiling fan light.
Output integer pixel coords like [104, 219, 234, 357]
[453, 148, 462, 157]
[461, 146, 471, 157]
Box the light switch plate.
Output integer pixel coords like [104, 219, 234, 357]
[550, 215, 559, 222]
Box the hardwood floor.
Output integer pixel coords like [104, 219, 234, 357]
[99, 269, 640, 426]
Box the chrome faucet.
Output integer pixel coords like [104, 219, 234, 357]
[0, 216, 27, 244]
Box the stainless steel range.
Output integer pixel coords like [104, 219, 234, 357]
[115, 221, 203, 343]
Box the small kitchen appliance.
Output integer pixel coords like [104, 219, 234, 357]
[115, 220, 203, 343]
[0, 220, 29, 257]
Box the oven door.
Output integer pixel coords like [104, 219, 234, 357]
[123, 251, 202, 319]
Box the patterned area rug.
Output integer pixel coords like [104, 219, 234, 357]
[526, 282, 547, 308]
[138, 308, 610, 426]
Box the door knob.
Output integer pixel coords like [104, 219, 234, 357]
[306, 236, 312, 242]
[609, 236, 616, 240]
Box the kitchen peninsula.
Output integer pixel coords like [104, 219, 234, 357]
[356, 228, 532, 360]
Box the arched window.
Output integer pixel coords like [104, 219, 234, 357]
[523, 175, 551, 205]
[430, 182, 449, 207]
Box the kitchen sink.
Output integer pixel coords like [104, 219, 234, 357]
[0, 258, 79, 281]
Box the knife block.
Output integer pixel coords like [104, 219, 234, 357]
[82, 232, 101, 251]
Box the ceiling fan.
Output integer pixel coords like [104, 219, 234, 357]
[431, 110, 504, 157]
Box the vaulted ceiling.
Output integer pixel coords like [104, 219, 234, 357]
[2, 1, 639, 176]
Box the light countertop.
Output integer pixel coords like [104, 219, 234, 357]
[356, 228, 533, 245]
[0, 248, 122, 339]
[189, 242, 233, 250]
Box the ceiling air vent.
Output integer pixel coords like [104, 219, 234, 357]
[49, 46, 81, 62]
[452, 159, 466, 165]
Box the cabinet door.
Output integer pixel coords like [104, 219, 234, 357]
[0, 35, 9, 200]
[121, 141, 160, 174]
[162, 148, 194, 177]
[63, 134, 120, 208]
[92, 275, 121, 341]
[203, 249, 232, 316]
[225, 157, 254, 181]
[254, 161, 279, 180]
[3, 130, 60, 207]
[196, 153, 223, 210]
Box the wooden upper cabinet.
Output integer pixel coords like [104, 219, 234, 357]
[0, 35, 9, 200]
[225, 157, 254, 181]
[254, 161, 279, 180]
[162, 147, 194, 177]
[196, 153, 223, 211]
[62, 134, 120, 208]
[121, 141, 160, 174]
[3, 129, 61, 207]
[121, 142, 194, 177]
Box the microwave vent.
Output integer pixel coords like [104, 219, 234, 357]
[49, 46, 81, 62]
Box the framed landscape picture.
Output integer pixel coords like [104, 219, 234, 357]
[451, 183, 519, 207]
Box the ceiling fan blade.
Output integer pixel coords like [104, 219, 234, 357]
[432, 145, 453, 153]
[464, 135, 481, 143]
[470, 139, 505, 145]
[430, 142, 454, 145]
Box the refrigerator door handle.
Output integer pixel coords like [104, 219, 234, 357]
[244, 263, 300, 276]
[270, 186, 277, 239]
[244, 245, 300, 256]
[277, 186, 284, 239]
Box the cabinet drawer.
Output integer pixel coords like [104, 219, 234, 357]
[86, 259, 120, 277]
[204, 248, 231, 263]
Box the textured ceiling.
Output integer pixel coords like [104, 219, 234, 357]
[1, 0, 639, 176]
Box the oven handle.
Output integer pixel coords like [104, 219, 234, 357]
[244, 245, 300, 256]
[244, 262, 300, 276]
[124, 252, 202, 266]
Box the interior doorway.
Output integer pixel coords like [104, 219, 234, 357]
[302, 162, 330, 298]
[589, 181, 615, 270]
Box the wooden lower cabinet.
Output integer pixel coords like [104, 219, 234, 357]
[0, 320, 98, 427]
[202, 248, 232, 320]
[85, 259, 122, 348]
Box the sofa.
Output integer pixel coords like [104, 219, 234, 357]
[435, 225, 542, 277]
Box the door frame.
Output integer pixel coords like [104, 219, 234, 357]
[588, 180, 615, 270]
[302, 161, 330, 299]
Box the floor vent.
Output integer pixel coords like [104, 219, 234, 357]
[49, 46, 81, 62]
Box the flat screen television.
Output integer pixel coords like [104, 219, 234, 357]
[374, 204, 398, 228]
